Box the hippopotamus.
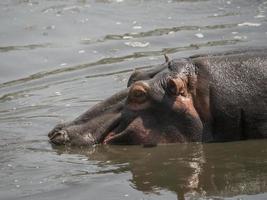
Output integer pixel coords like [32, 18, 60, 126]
[48, 49, 267, 146]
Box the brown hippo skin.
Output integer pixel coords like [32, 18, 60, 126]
[48, 49, 267, 146]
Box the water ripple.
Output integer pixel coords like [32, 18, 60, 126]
[0, 39, 242, 91]
[0, 43, 52, 53]
[100, 24, 238, 42]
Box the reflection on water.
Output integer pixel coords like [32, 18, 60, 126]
[53, 140, 267, 200]
[0, 0, 267, 199]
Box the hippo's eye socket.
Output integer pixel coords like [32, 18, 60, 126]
[133, 90, 145, 99]
[166, 78, 178, 96]
[129, 84, 148, 104]
[180, 90, 185, 96]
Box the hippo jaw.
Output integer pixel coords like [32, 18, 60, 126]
[103, 110, 203, 146]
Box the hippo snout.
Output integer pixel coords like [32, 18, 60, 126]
[48, 124, 70, 145]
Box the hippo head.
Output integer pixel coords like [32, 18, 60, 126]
[48, 58, 203, 146]
[104, 69, 203, 145]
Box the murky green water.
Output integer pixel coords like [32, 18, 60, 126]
[0, 0, 267, 199]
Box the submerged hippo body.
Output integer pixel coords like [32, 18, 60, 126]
[48, 49, 267, 146]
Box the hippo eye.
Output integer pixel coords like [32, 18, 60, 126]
[128, 83, 148, 104]
[180, 90, 186, 97]
[133, 89, 146, 99]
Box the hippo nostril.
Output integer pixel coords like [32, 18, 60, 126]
[49, 130, 70, 144]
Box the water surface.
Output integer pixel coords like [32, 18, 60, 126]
[0, 0, 267, 199]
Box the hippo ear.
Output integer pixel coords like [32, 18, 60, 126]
[166, 78, 178, 95]
[166, 77, 187, 97]
[164, 54, 170, 63]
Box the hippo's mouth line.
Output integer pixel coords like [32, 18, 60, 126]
[103, 130, 128, 144]
[97, 114, 127, 144]
[99, 125, 120, 144]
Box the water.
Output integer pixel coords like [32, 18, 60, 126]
[0, 0, 267, 199]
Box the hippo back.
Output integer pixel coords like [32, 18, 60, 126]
[192, 50, 267, 141]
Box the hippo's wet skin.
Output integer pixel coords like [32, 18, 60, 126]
[48, 49, 267, 146]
